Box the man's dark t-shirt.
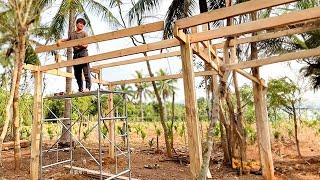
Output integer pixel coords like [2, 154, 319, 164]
[68, 31, 88, 57]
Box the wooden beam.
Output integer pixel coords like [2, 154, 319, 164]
[91, 51, 180, 70]
[214, 22, 320, 49]
[109, 70, 217, 85]
[64, 165, 138, 180]
[189, 7, 320, 43]
[252, 68, 274, 180]
[175, 0, 297, 29]
[225, 47, 320, 70]
[24, 64, 109, 85]
[35, 21, 164, 53]
[180, 35, 202, 179]
[40, 38, 180, 71]
[30, 70, 42, 180]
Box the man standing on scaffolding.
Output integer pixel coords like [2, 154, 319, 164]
[57, 18, 91, 92]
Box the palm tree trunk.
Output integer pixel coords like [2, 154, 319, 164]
[171, 91, 175, 149]
[0, 56, 19, 167]
[146, 60, 173, 157]
[61, 9, 75, 144]
[232, 71, 246, 173]
[140, 92, 143, 121]
[13, 31, 27, 170]
[292, 102, 301, 157]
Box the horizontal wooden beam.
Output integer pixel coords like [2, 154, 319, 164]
[40, 38, 180, 71]
[91, 51, 180, 70]
[175, 0, 297, 29]
[35, 21, 164, 53]
[214, 22, 320, 49]
[189, 7, 320, 43]
[24, 64, 108, 85]
[225, 47, 320, 70]
[110, 70, 217, 85]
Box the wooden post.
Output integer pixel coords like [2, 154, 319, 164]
[30, 70, 43, 180]
[252, 68, 274, 180]
[108, 85, 115, 158]
[180, 35, 202, 179]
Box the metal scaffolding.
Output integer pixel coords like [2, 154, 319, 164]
[40, 87, 131, 179]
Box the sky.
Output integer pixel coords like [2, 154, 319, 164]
[27, 1, 320, 106]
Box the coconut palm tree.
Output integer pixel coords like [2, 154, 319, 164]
[0, 0, 49, 169]
[45, 0, 120, 145]
[156, 69, 177, 148]
[133, 71, 152, 121]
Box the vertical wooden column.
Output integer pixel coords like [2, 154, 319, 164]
[252, 68, 274, 180]
[30, 70, 43, 180]
[108, 85, 115, 158]
[180, 35, 202, 179]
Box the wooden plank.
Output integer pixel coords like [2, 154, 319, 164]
[252, 68, 274, 180]
[40, 38, 180, 71]
[64, 165, 138, 180]
[175, 0, 297, 29]
[110, 70, 217, 85]
[3, 140, 29, 150]
[108, 85, 115, 159]
[35, 21, 164, 53]
[225, 47, 320, 70]
[180, 35, 202, 179]
[24, 64, 109, 85]
[214, 22, 320, 49]
[30, 70, 42, 180]
[189, 7, 320, 43]
[91, 51, 180, 70]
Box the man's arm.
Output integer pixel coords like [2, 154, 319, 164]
[56, 38, 69, 47]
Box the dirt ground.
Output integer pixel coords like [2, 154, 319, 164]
[1, 125, 320, 179]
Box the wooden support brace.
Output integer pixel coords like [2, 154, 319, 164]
[234, 69, 266, 87]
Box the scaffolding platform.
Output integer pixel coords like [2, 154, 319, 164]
[40, 88, 131, 180]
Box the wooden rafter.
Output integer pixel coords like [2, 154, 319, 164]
[35, 21, 164, 53]
[175, 0, 297, 29]
[109, 70, 217, 85]
[91, 51, 180, 70]
[40, 39, 180, 71]
[189, 7, 320, 43]
[214, 21, 320, 49]
[225, 47, 320, 70]
[24, 64, 109, 85]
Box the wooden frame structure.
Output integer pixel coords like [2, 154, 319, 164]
[27, 0, 320, 179]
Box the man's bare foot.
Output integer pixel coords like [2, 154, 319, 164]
[83, 88, 90, 92]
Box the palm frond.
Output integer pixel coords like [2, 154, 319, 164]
[163, 0, 196, 39]
[127, 0, 161, 24]
[47, 0, 70, 41]
[84, 0, 122, 30]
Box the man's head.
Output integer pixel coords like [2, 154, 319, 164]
[76, 18, 86, 31]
